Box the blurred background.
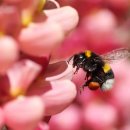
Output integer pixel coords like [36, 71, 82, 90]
[49, 0, 130, 130]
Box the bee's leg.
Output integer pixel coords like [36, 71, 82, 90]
[85, 72, 91, 80]
[80, 80, 90, 93]
[67, 56, 73, 63]
[79, 86, 84, 94]
[74, 66, 80, 74]
[74, 68, 79, 74]
[85, 73, 88, 80]
[79, 83, 87, 94]
[82, 80, 89, 87]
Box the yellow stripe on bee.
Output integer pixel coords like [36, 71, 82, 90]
[85, 50, 91, 58]
[103, 63, 111, 73]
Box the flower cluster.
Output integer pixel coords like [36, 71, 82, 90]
[0, 0, 79, 130]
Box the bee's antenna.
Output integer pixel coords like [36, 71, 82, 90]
[67, 56, 74, 64]
[79, 86, 84, 94]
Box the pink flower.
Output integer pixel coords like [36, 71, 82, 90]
[83, 100, 118, 130]
[49, 104, 82, 130]
[0, 0, 79, 130]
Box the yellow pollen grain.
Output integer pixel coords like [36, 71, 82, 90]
[21, 10, 32, 27]
[10, 88, 25, 98]
[103, 63, 111, 73]
[85, 50, 91, 58]
[37, 0, 46, 12]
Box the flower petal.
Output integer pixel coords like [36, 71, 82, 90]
[7, 60, 42, 97]
[3, 96, 45, 130]
[27, 61, 76, 115]
[0, 108, 4, 129]
[20, 53, 50, 73]
[19, 21, 64, 56]
[45, 61, 74, 81]
[83, 101, 118, 130]
[0, 5, 21, 36]
[36, 122, 49, 130]
[49, 105, 82, 130]
[0, 36, 19, 75]
[0, 75, 10, 103]
[44, 6, 79, 33]
[27, 61, 74, 94]
[44, 0, 60, 9]
[42, 80, 77, 116]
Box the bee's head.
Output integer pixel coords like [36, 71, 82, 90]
[72, 53, 86, 68]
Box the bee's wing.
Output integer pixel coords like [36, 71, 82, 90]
[100, 48, 130, 63]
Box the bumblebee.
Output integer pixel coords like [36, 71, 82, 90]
[68, 48, 130, 91]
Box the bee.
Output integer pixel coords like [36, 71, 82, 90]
[68, 48, 130, 91]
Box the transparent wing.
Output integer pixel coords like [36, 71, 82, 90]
[100, 48, 130, 63]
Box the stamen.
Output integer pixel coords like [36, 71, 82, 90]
[37, 0, 46, 12]
[10, 87, 25, 98]
[0, 32, 4, 37]
[21, 10, 32, 27]
[17, 95, 26, 101]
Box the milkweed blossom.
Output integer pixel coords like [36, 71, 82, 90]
[1, 0, 130, 130]
[0, 0, 79, 130]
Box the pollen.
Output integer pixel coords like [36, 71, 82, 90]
[88, 81, 100, 90]
[85, 50, 91, 58]
[10, 87, 25, 98]
[103, 63, 111, 73]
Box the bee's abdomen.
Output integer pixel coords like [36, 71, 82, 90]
[101, 78, 114, 91]
[102, 63, 111, 73]
[101, 64, 114, 91]
[102, 63, 114, 78]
